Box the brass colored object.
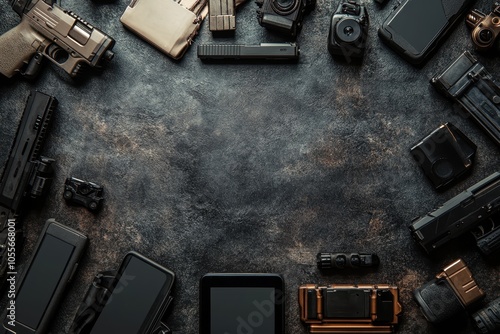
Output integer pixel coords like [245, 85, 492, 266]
[466, 2, 500, 51]
[437, 259, 485, 308]
[299, 284, 402, 333]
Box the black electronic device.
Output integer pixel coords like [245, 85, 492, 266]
[378, 0, 475, 65]
[200, 273, 285, 334]
[256, 0, 315, 37]
[2, 219, 88, 334]
[86, 251, 175, 334]
[410, 123, 477, 190]
[328, 0, 369, 60]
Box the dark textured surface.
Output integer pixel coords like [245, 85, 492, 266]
[0, 0, 499, 333]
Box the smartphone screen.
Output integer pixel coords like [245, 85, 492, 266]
[15, 235, 75, 330]
[89, 254, 174, 334]
[210, 287, 276, 333]
[385, 0, 447, 54]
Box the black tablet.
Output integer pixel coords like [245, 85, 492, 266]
[200, 273, 285, 334]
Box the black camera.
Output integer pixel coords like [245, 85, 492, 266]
[256, 0, 315, 37]
[328, 0, 369, 60]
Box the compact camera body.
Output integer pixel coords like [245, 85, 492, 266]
[328, 0, 369, 59]
[299, 284, 402, 333]
[466, 2, 500, 52]
[256, 0, 315, 37]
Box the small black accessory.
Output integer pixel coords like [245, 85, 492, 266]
[328, 0, 369, 60]
[63, 176, 104, 212]
[316, 252, 379, 270]
[410, 123, 476, 190]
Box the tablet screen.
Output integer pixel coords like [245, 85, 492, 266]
[211, 287, 275, 333]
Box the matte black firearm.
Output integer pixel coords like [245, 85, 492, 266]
[410, 172, 500, 255]
[197, 43, 300, 60]
[0, 91, 57, 291]
[0, 0, 115, 79]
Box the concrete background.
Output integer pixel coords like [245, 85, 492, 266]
[0, 0, 499, 333]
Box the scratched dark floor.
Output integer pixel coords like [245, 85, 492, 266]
[1, 0, 500, 333]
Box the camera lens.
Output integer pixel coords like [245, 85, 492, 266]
[336, 18, 361, 43]
[271, 0, 298, 15]
[478, 29, 494, 44]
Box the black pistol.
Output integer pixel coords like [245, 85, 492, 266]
[0, 91, 57, 291]
[410, 172, 500, 256]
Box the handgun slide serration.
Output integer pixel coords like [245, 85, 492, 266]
[197, 43, 299, 60]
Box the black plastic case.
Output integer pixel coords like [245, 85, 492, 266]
[378, 0, 475, 65]
[69, 251, 175, 334]
[2, 219, 88, 334]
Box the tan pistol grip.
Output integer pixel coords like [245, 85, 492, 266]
[0, 19, 45, 78]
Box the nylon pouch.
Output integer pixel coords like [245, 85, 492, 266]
[120, 0, 208, 59]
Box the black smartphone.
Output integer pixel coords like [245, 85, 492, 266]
[378, 0, 475, 65]
[88, 251, 175, 334]
[2, 219, 88, 334]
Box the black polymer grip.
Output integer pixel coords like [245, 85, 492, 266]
[414, 277, 464, 324]
[197, 43, 299, 60]
[472, 297, 500, 334]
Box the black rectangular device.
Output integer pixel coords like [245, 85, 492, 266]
[378, 0, 475, 65]
[431, 51, 500, 147]
[200, 273, 285, 334]
[88, 251, 175, 334]
[2, 219, 88, 334]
